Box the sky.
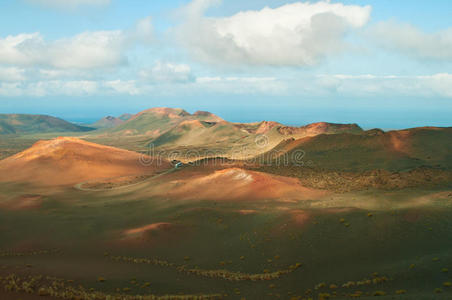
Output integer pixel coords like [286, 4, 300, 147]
[0, 0, 451, 129]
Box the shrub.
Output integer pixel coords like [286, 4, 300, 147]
[318, 292, 331, 299]
[342, 281, 356, 288]
[38, 287, 50, 296]
[349, 291, 363, 298]
[315, 283, 326, 290]
[373, 290, 386, 296]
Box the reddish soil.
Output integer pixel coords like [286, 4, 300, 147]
[388, 130, 412, 154]
[123, 222, 173, 236]
[147, 167, 328, 202]
[0, 194, 43, 211]
[290, 210, 311, 226]
[0, 137, 170, 186]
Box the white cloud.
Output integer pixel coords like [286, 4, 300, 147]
[224, 77, 276, 83]
[416, 73, 452, 98]
[0, 80, 100, 97]
[370, 21, 452, 61]
[131, 16, 154, 43]
[51, 31, 127, 69]
[0, 82, 23, 97]
[37, 69, 91, 79]
[315, 73, 452, 98]
[140, 62, 195, 83]
[0, 33, 42, 66]
[0, 16, 153, 71]
[26, 0, 110, 9]
[195, 76, 287, 94]
[196, 76, 277, 84]
[0, 74, 286, 97]
[1, 73, 451, 98]
[0, 67, 26, 81]
[28, 80, 100, 96]
[0, 31, 126, 69]
[175, 0, 371, 66]
[103, 80, 140, 95]
[196, 76, 222, 83]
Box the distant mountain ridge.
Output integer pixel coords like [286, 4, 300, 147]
[91, 116, 124, 129]
[0, 114, 94, 135]
[1, 108, 451, 184]
[104, 107, 225, 137]
[90, 113, 133, 129]
[93, 107, 362, 153]
[0, 109, 366, 162]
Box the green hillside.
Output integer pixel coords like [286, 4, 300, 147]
[107, 108, 194, 136]
[0, 114, 94, 135]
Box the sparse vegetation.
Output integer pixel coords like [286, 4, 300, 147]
[0, 273, 223, 299]
[373, 290, 386, 296]
[1, 123, 452, 299]
[0, 248, 60, 257]
[106, 254, 302, 281]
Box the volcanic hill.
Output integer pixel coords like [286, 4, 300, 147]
[0, 114, 93, 135]
[0, 137, 170, 186]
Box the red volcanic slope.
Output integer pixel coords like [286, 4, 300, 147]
[148, 167, 328, 202]
[0, 137, 170, 186]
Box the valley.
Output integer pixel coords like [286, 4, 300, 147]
[0, 108, 451, 299]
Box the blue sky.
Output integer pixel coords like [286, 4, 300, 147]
[0, 0, 451, 129]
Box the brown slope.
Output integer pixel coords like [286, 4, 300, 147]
[0, 137, 170, 186]
[143, 167, 328, 202]
[105, 107, 224, 136]
[259, 127, 452, 171]
[147, 115, 363, 161]
[151, 119, 246, 148]
[235, 121, 361, 136]
[251, 127, 452, 192]
[277, 122, 363, 137]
